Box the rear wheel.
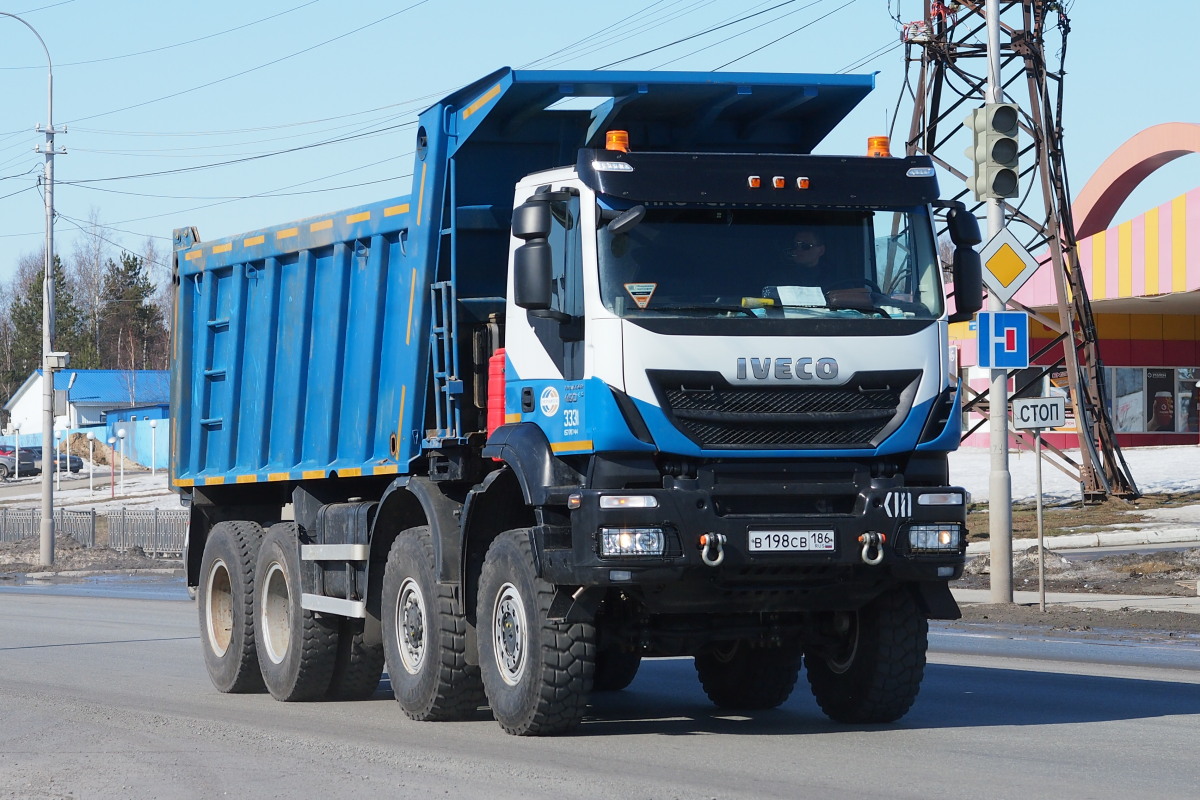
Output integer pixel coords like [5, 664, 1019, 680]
[381, 527, 484, 720]
[0, 463, 10, 479]
[254, 523, 339, 701]
[694, 640, 802, 710]
[326, 616, 386, 701]
[198, 521, 266, 693]
[477, 529, 595, 735]
[805, 587, 928, 723]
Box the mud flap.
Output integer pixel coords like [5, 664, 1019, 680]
[914, 581, 961, 620]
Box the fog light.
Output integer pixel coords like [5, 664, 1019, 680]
[600, 527, 665, 556]
[609, 570, 633, 582]
[917, 492, 964, 506]
[907, 524, 962, 552]
[600, 495, 659, 509]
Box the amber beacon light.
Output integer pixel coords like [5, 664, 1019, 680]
[605, 130, 630, 152]
[867, 136, 891, 157]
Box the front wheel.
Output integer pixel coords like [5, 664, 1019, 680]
[477, 530, 595, 735]
[805, 587, 928, 723]
[381, 527, 484, 719]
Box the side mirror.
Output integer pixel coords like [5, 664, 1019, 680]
[945, 205, 982, 247]
[513, 240, 553, 311]
[606, 205, 645, 236]
[947, 248, 983, 323]
[511, 200, 551, 240]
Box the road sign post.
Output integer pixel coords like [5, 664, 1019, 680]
[1012, 396, 1067, 611]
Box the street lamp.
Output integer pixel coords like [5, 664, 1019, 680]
[2, 12, 65, 568]
[149, 419, 158, 476]
[117, 428, 126, 493]
[108, 437, 116, 499]
[86, 431, 94, 494]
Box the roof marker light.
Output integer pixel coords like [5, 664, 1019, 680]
[748, 175, 762, 188]
[772, 176, 786, 189]
[906, 166, 936, 178]
[606, 130, 630, 152]
[867, 136, 891, 157]
[796, 176, 810, 189]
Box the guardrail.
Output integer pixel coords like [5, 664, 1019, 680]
[0, 507, 186, 556]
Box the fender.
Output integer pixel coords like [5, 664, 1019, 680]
[373, 475, 467, 584]
[482, 422, 583, 506]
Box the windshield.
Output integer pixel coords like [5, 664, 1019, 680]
[597, 207, 943, 320]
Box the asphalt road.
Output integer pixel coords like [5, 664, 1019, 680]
[2, 589, 1199, 799]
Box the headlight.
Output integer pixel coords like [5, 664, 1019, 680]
[906, 524, 963, 553]
[599, 527, 665, 557]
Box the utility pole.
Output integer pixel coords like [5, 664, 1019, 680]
[983, 0, 1012, 603]
[1, 12, 66, 566]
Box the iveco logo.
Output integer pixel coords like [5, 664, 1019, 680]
[735, 357, 839, 381]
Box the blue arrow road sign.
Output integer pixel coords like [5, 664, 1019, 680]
[976, 311, 1029, 369]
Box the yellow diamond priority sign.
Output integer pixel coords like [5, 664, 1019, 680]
[978, 227, 1040, 304]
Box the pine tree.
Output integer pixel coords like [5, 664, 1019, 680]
[99, 252, 168, 370]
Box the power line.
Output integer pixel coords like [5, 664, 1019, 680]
[712, 0, 858, 71]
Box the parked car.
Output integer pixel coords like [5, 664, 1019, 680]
[0, 446, 39, 478]
[20, 447, 83, 473]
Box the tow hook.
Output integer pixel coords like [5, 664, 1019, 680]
[858, 532, 887, 565]
[699, 533, 726, 567]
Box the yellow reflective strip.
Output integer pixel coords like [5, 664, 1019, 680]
[345, 211, 370, 224]
[463, 83, 502, 119]
[310, 219, 333, 232]
[504, 413, 522, 423]
[268, 472, 291, 482]
[213, 243, 233, 254]
[302, 469, 325, 480]
[1145, 207, 1160, 295]
[416, 162, 427, 225]
[372, 465, 399, 475]
[1172, 195, 1187, 292]
[339, 467, 363, 478]
[244, 235, 265, 247]
[550, 440, 593, 454]
[235, 474, 258, 484]
[185, 250, 202, 261]
[405, 268, 417, 345]
[277, 227, 299, 240]
[174, 478, 195, 487]
[204, 476, 226, 485]
[384, 203, 409, 217]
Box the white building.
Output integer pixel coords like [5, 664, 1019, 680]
[3, 369, 169, 435]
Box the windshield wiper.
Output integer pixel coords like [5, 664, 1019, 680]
[645, 304, 759, 318]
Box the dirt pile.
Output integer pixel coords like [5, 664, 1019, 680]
[0, 535, 179, 576]
[961, 545, 1200, 596]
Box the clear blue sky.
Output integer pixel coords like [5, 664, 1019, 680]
[1, 0, 1196, 288]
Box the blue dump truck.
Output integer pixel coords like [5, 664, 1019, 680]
[172, 68, 983, 735]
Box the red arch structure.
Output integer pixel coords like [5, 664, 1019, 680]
[1072, 122, 1200, 240]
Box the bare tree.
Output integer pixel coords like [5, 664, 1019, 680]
[68, 209, 114, 369]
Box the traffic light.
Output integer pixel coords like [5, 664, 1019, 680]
[964, 103, 1019, 200]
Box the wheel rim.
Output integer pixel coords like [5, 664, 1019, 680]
[204, 557, 233, 657]
[396, 577, 427, 674]
[260, 561, 291, 665]
[492, 582, 527, 686]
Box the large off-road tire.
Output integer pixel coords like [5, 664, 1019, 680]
[254, 523, 339, 702]
[694, 640, 802, 710]
[381, 527, 484, 720]
[326, 615, 386, 701]
[477, 529, 595, 736]
[198, 520, 266, 693]
[593, 649, 642, 692]
[805, 587, 928, 724]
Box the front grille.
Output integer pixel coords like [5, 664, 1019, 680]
[650, 369, 919, 449]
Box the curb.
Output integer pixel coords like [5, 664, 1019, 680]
[966, 527, 1200, 556]
[20, 567, 183, 579]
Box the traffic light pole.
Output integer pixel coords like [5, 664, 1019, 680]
[984, 0, 1012, 604]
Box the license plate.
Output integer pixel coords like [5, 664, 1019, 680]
[748, 529, 836, 552]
